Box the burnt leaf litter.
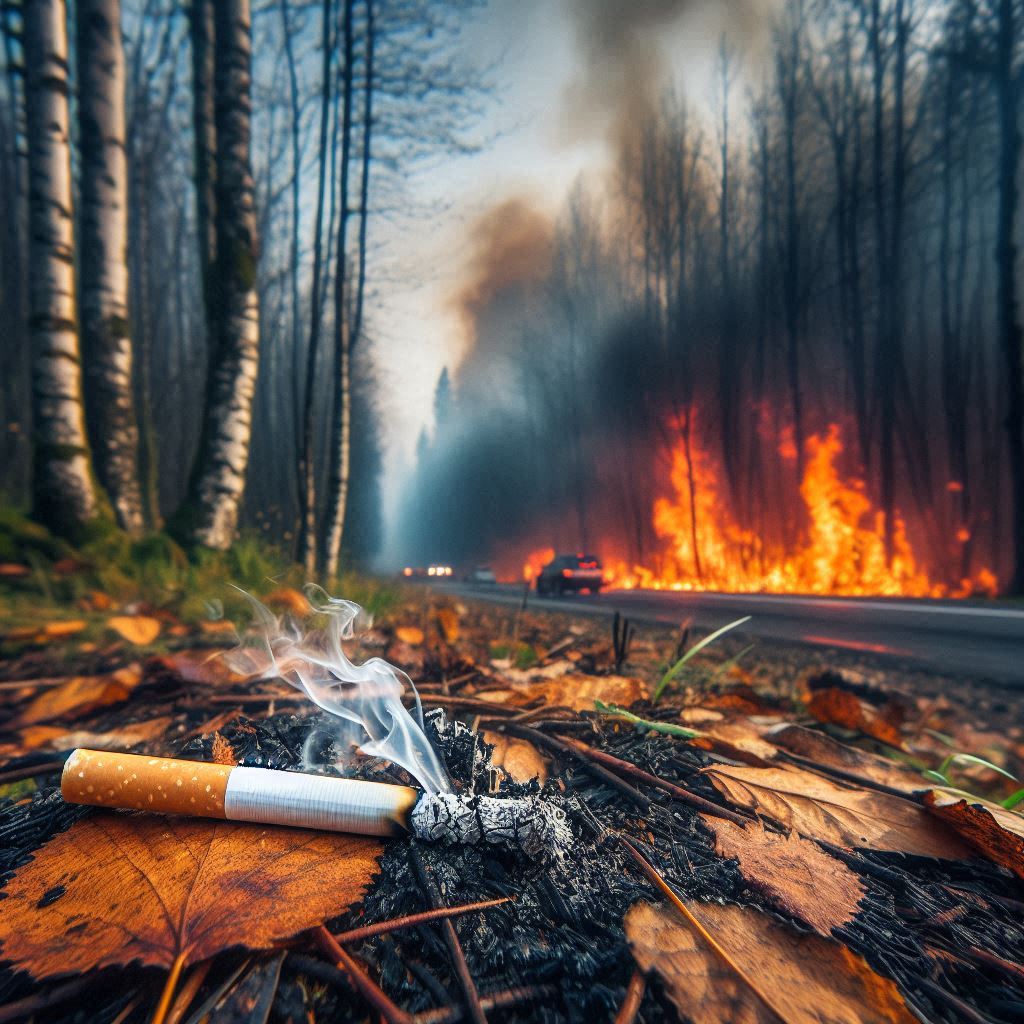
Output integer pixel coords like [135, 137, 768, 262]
[0, 602, 1023, 1023]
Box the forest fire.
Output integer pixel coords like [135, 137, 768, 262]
[601, 425, 998, 598]
[523, 547, 556, 583]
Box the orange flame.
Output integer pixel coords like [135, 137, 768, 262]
[523, 547, 555, 582]
[606, 424, 997, 597]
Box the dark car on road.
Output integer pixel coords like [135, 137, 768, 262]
[535, 553, 604, 595]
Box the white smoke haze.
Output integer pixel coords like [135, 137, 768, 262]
[228, 586, 452, 795]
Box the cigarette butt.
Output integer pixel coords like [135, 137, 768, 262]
[62, 748, 232, 818]
[61, 748, 419, 838]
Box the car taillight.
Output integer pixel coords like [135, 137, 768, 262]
[561, 568, 573, 578]
[580, 561, 597, 569]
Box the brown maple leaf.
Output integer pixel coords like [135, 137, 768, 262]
[625, 899, 917, 1024]
[705, 764, 973, 859]
[0, 813, 383, 1019]
[702, 816, 866, 937]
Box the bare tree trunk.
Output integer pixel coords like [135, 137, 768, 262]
[778, 8, 805, 482]
[716, 38, 740, 511]
[996, 0, 1024, 594]
[296, 0, 334, 576]
[77, 0, 143, 534]
[170, 0, 260, 550]
[1, 3, 31, 501]
[322, 0, 356, 579]
[24, 0, 110, 537]
[190, 0, 216, 318]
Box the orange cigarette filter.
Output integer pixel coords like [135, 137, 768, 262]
[62, 748, 232, 819]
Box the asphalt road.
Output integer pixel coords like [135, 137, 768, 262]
[438, 583, 1024, 684]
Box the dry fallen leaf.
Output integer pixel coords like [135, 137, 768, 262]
[0, 814, 383, 981]
[691, 721, 778, 767]
[0, 562, 31, 579]
[198, 619, 236, 636]
[476, 674, 647, 713]
[263, 587, 310, 616]
[435, 607, 460, 644]
[14, 665, 143, 727]
[395, 625, 425, 646]
[625, 900, 916, 1024]
[156, 651, 241, 685]
[701, 817, 866, 936]
[17, 716, 174, 753]
[767, 724, 925, 794]
[42, 619, 87, 639]
[924, 790, 1024, 879]
[705, 765, 972, 859]
[807, 687, 904, 749]
[107, 615, 162, 646]
[482, 729, 547, 784]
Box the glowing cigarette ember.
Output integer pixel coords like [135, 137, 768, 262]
[62, 749, 569, 855]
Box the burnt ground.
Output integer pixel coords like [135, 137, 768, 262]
[0, 592, 1023, 1023]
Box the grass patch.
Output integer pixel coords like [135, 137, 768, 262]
[0, 508, 399, 634]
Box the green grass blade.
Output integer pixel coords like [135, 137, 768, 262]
[594, 699, 702, 739]
[937, 753, 1018, 784]
[1001, 788, 1024, 810]
[654, 616, 752, 702]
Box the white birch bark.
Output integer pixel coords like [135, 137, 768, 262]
[77, 0, 144, 534]
[322, 0, 356, 579]
[24, 0, 107, 534]
[172, 0, 259, 550]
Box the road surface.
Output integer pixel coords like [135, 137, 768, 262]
[438, 583, 1024, 683]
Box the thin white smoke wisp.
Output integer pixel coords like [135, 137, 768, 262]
[228, 585, 452, 794]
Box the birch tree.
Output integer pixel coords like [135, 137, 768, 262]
[24, 0, 110, 536]
[171, 0, 260, 550]
[77, 0, 144, 534]
[322, 0, 358, 579]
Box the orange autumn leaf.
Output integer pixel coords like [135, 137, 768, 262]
[14, 665, 143, 727]
[263, 587, 310, 616]
[156, 651, 241, 685]
[395, 626, 425, 646]
[924, 790, 1024, 880]
[435, 607, 460, 644]
[476, 674, 647, 713]
[702, 817, 866, 936]
[705, 764, 973, 860]
[625, 900, 917, 1024]
[42, 620, 87, 639]
[107, 615, 162, 646]
[0, 814, 384, 980]
[807, 687, 904, 749]
[198, 619, 236, 636]
[17, 716, 174, 754]
[768, 723, 925, 795]
[482, 729, 547, 784]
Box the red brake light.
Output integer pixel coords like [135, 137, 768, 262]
[562, 568, 573, 578]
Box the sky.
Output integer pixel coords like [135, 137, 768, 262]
[369, 0, 769, 541]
